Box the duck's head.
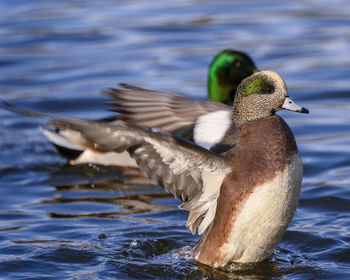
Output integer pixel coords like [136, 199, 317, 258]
[233, 70, 309, 124]
[208, 49, 257, 106]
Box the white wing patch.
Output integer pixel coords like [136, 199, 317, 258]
[194, 110, 232, 150]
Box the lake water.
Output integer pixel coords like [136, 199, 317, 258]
[0, 0, 350, 279]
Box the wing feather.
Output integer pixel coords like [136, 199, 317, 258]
[105, 84, 231, 131]
[0, 101, 231, 234]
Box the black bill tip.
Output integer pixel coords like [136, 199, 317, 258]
[300, 107, 309, 114]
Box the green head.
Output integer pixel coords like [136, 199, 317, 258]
[208, 49, 257, 106]
[233, 70, 309, 123]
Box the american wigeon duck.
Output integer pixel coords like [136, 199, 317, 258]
[41, 49, 257, 166]
[1, 70, 308, 267]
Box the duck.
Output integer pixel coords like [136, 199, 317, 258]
[1, 70, 309, 267]
[41, 49, 257, 166]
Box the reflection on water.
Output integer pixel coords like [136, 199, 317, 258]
[1, 0, 350, 279]
[48, 165, 174, 218]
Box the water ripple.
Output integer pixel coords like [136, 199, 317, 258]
[1, 0, 350, 279]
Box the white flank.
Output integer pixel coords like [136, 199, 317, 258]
[212, 153, 303, 266]
[194, 110, 232, 150]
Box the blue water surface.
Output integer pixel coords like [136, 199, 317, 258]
[0, 0, 350, 279]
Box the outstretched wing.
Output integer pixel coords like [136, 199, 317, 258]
[1, 101, 231, 235]
[105, 83, 231, 132]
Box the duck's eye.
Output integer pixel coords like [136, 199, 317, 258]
[265, 85, 274, 94]
[234, 61, 241, 68]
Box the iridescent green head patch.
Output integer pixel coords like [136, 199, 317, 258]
[208, 49, 257, 105]
[240, 77, 275, 97]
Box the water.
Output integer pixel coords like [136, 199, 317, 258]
[0, 0, 350, 279]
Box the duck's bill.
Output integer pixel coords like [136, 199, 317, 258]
[281, 97, 309, 114]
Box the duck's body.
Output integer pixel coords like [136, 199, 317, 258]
[193, 116, 302, 266]
[42, 49, 257, 166]
[1, 70, 308, 267]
